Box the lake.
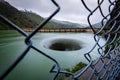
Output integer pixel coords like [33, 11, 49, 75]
[0, 30, 106, 80]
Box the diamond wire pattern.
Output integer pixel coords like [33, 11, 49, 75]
[0, 0, 120, 80]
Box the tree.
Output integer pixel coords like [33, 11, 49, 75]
[105, 0, 120, 30]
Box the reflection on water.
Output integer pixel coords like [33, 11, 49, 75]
[0, 31, 106, 80]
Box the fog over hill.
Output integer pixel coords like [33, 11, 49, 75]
[51, 19, 88, 28]
[0, 0, 89, 29]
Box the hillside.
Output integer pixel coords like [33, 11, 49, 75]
[0, 0, 37, 29]
[22, 11, 85, 29]
[52, 19, 87, 28]
[0, 0, 86, 30]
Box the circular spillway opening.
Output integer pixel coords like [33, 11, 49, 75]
[44, 38, 82, 51]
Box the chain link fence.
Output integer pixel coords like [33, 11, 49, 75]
[0, 0, 120, 80]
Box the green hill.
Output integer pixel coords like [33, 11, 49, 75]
[22, 11, 68, 29]
[0, 0, 38, 29]
[0, 0, 84, 30]
[22, 10, 77, 29]
[22, 10, 43, 25]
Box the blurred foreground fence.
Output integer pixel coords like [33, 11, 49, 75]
[0, 0, 120, 80]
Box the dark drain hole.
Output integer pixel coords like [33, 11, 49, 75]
[44, 39, 82, 51]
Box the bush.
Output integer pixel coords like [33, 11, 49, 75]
[65, 62, 87, 77]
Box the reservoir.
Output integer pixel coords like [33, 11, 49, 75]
[0, 30, 106, 80]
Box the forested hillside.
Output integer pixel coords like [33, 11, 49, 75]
[0, 0, 84, 30]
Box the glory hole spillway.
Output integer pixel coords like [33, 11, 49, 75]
[44, 38, 82, 51]
[0, 31, 106, 80]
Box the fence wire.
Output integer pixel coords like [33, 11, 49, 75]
[0, 0, 120, 80]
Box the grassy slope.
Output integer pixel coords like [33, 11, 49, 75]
[23, 11, 72, 29]
[0, 1, 40, 29]
[0, 0, 76, 29]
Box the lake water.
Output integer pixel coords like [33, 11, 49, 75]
[0, 30, 106, 80]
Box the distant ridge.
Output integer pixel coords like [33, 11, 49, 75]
[0, 0, 87, 30]
[52, 19, 87, 28]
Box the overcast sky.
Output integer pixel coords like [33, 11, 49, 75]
[5, 0, 110, 25]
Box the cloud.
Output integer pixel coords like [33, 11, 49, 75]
[5, 0, 109, 24]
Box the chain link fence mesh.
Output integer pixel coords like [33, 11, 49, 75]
[0, 0, 120, 80]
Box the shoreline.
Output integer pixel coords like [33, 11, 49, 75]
[23, 28, 95, 33]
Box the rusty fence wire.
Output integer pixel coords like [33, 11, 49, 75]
[0, 0, 120, 80]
